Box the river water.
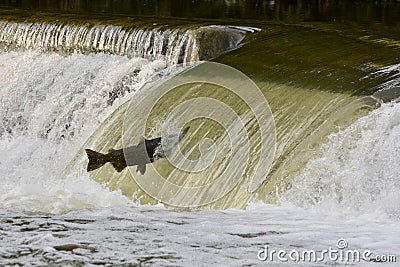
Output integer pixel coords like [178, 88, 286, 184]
[0, 1, 400, 266]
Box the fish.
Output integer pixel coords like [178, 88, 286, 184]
[85, 127, 189, 174]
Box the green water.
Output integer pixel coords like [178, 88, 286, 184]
[3, 1, 400, 208]
[76, 19, 399, 207]
[2, 0, 400, 24]
[213, 17, 400, 204]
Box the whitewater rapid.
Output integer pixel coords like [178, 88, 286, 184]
[0, 48, 399, 265]
[0, 50, 399, 218]
[0, 50, 169, 213]
[280, 64, 400, 221]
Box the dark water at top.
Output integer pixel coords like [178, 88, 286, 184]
[1, 0, 400, 24]
[0, 2, 400, 267]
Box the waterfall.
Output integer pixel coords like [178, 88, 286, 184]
[0, 20, 254, 65]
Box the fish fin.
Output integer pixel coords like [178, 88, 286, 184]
[137, 164, 146, 175]
[138, 136, 145, 144]
[85, 149, 108, 172]
[110, 160, 127, 172]
[107, 149, 127, 172]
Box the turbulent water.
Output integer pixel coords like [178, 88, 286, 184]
[1, 16, 400, 266]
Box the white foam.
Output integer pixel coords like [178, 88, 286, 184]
[0, 21, 200, 64]
[0, 50, 173, 213]
[281, 101, 400, 220]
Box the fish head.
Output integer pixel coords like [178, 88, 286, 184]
[157, 126, 189, 159]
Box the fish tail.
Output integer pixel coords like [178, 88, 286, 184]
[85, 149, 109, 172]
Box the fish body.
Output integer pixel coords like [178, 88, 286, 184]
[85, 127, 189, 174]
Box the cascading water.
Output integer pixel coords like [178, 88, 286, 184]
[0, 21, 197, 64]
[0, 18, 398, 212]
[0, 20, 255, 213]
[1, 12, 400, 265]
[0, 20, 251, 65]
[281, 100, 400, 219]
[0, 50, 166, 213]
